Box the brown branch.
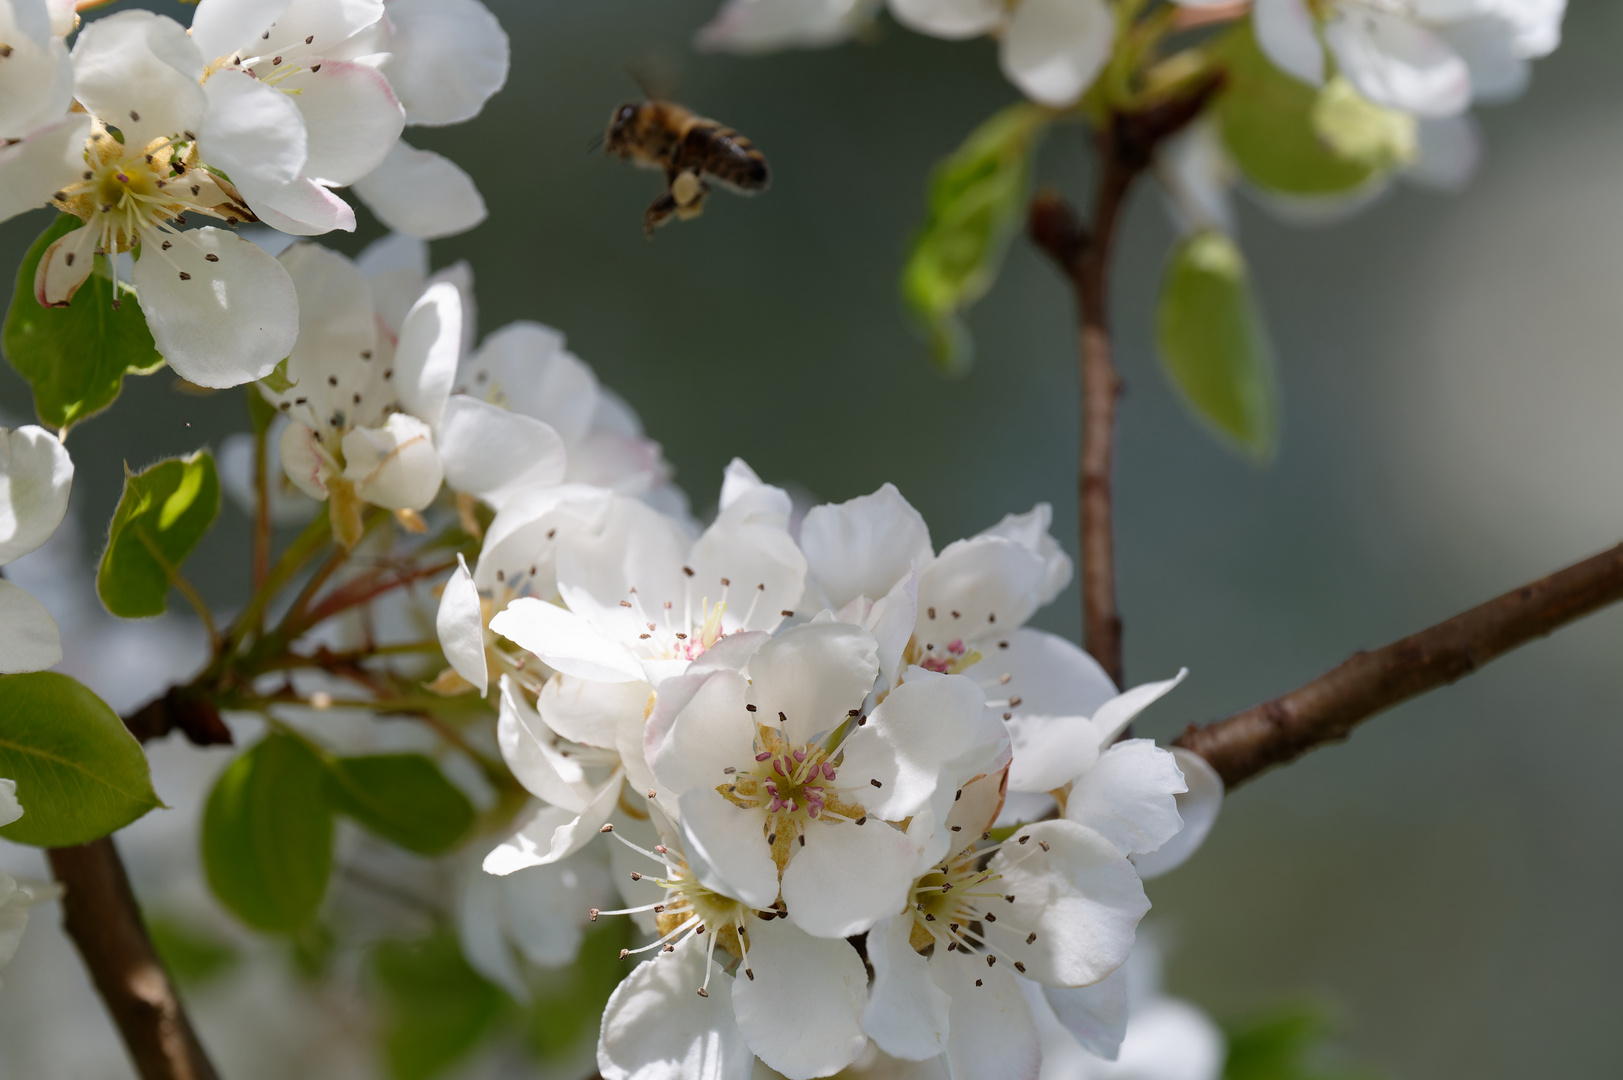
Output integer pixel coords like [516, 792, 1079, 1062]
[48, 839, 219, 1080]
[1029, 75, 1225, 687]
[1174, 542, 1623, 787]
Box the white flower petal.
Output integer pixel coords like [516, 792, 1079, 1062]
[239, 176, 356, 236]
[540, 674, 649, 752]
[676, 787, 781, 910]
[598, 932, 753, 1080]
[380, 0, 509, 126]
[497, 676, 592, 811]
[984, 820, 1148, 987]
[263, 0, 386, 57]
[280, 59, 403, 186]
[189, 0, 294, 62]
[199, 69, 308, 191]
[863, 910, 951, 1061]
[556, 495, 692, 644]
[974, 503, 1071, 605]
[276, 421, 332, 500]
[0, 424, 73, 566]
[0, 114, 94, 225]
[0, 579, 61, 674]
[342, 413, 443, 510]
[0, 779, 20, 828]
[436, 554, 487, 692]
[1325, 4, 1472, 118]
[780, 815, 917, 938]
[1106, 998, 1226, 1080]
[839, 668, 997, 822]
[436, 395, 568, 510]
[1040, 965, 1129, 1061]
[131, 226, 299, 389]
[1254, 0, 1325, 85]
[999, 0, 1114, 107]
[696, 0, 876, 52]
[1064, 740, 1187, 859]
[731, 916, 868, 1080]
[888, 0, 1002, 39]
[33, 222, 96, 307]
[800, 483, 932, 609]
[393, 280, 461, 429]
[1131, 747, 1223, 879]
[490, 597, 644, 683]
[688, 518, 807, 637]
[1437, 13, 1528, 102]
[1405, 113, 1482, 191]
[1090, 670, 1186, 747]
[645, 667, 742, 791]
[916, 535, 1049, 646]
[0, 23, 72, 141]
[460, 321, 597, 443]
[353, 140, 488, 239]
[483, 772, 622, 874]
[932, 948, 1041, 1080]
[275, 241, 377, 414]
[746, 621, 879, 747]
[72, 10, 205, 147]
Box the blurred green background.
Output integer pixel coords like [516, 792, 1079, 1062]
[5, 0, 1623, 1075]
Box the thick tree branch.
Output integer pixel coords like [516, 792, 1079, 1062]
[48, 839, 219, 1080]
[1029, 75, 1225, 687]
[1174, 542, 1623, 787]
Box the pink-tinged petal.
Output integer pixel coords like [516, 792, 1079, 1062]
[800, 482, 931, 609]
[200, 69, 307, 190]
[731, 915, 868, 1080]
[436, 554, 487, 692]
[130, 226, 299, 389]
[1130, 747, 1223, 880]
[0, 425, 73, 566]
[1324, 5, 1471, 118]
[276, 421, 332, 501]
[999, 0, 1114, 107]
[598, 932, 753, 1080]
[33, 222, 96, 308]
[863, 911, 951, 1061]
[278, 59, 403, 186]
[392, 280, 461, 428]
[240, 176, 356, 237]
[342, 413, 443, 510]
[379, 0, 509, 126]
[780, 815, 916, 939]
[0, 114, 94, 225]
[352, 141, 487, 239]
[436, 395, 567, 511]
[71, 10, 205, 147]
[1254, 0, 1325, 86]
[490, 597, 644, 683]
[0, 579, 62, 673]
[931, 948, 1040, 1080]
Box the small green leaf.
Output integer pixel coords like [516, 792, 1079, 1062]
[371, 930, 507, 1080]
[0, 672, 163, 847]
[323, 754, 475, 856]
[146, 913, 240, 987]
[2, 214, 165, 433]
[902, 102, 1051, 375]
[202, 733, 334, 933]
[1156, 231, 1279, 461]
[260, 357, 296, 396]
[1213, 26, 1413, 198]
[1223, 1002, 1384, 1080]
[98, 450, 221, 618]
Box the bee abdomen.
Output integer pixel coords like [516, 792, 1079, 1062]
[682, 122, 770, 193]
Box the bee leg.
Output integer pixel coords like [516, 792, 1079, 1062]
[642, 190, 679, 238]
[676, 179, 711, 222]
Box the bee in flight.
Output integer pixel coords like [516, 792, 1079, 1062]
[602, 100, 770, 237]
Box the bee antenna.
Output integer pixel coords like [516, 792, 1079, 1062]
[586, 131, 606, 154]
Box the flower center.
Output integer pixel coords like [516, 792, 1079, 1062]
[718, 723, 870, 871]
[910, 635, 981, 675]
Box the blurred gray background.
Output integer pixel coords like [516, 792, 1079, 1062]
[4, 0, 1623, 1075]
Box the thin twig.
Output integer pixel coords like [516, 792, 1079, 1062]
[1174, 542, 1623, 787]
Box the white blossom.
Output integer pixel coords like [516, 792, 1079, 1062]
[0, 426, 72, 674]
[0, 780, 59, 991]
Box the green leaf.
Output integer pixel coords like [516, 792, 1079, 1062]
[1223, 1003, 1384, 1080]
[2, 214, 165, 433]
[146, 913, 240, 987]
[202, 733, 334, 933]
[323, 754, 475, 856]
[98, 450, 221, 619]
[1213, 26, 1414, 198]
[1156, 231, 1279, 461]
[0, 672, 163, 847]
[901, 102, 1051, 375]
[526, 922, 633, 1062]
[371, 930, 507, 1080]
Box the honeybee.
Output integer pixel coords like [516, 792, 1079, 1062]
[603, 101, 770, 236]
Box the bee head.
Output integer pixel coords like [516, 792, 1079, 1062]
[605, 103, 642, 156]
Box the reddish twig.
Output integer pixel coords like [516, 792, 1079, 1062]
[1174, 542, 1623, 787]
[291, 557, 458, 636]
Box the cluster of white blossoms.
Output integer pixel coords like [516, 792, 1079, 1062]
[433, 461, 1225, 1079]
[0, 424, 73, 674]
[0, 0, 508, 388]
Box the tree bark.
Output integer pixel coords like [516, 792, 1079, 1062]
[1174, 542, 1623, 787]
